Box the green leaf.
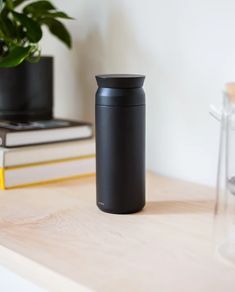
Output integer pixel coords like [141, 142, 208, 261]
[0, 9, 18, 39]
[23, 0, 55, 15]
[0, 46, 31, 67]
[5, 0, 13, 10]
[26, 46, 41, 63]
[12, 11, 42, 42]
[43, 11, 74, 20]
[1, 15, 17, 38]
[0, 14, 13, 39]
[0, 6, 10, 19]
[42, 18, 72, 48]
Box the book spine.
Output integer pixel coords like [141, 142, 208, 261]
[0, 168, 5, 190]
[0, 149, 5, 168]
[0, 132, 6, 147]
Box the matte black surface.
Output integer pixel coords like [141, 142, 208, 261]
[95, 75, 146, 214]
[96, 87, 145, 106]
[96, 74, 145, 89]
[0, 56, 53, 121]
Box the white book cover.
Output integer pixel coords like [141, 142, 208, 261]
[3, 156, 96, 189]
[0, 119, 93, 147]
[0, 139, 95, 168]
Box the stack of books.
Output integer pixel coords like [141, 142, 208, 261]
[0, 119, 95, 189]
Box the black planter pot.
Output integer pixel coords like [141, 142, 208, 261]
[0, 56, 53, 122]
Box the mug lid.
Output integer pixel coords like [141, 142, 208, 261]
[96, 74, 145, 89]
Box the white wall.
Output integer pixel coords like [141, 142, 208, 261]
[42, 0, 235, 186]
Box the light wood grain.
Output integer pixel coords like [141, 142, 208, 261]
[0, 172, 234, 292]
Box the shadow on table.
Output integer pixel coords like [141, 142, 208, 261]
[141, 200, 215, 215]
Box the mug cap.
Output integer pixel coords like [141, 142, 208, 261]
[96, 74, 145, 89]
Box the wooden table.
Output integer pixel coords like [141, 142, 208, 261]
[0, 172, 234, 292]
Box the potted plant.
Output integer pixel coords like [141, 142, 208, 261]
[0, 0, 72, 121]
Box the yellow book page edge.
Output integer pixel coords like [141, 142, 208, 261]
[0, 168, 5, 190]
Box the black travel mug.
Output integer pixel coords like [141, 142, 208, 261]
[95, 74, 146, 214]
